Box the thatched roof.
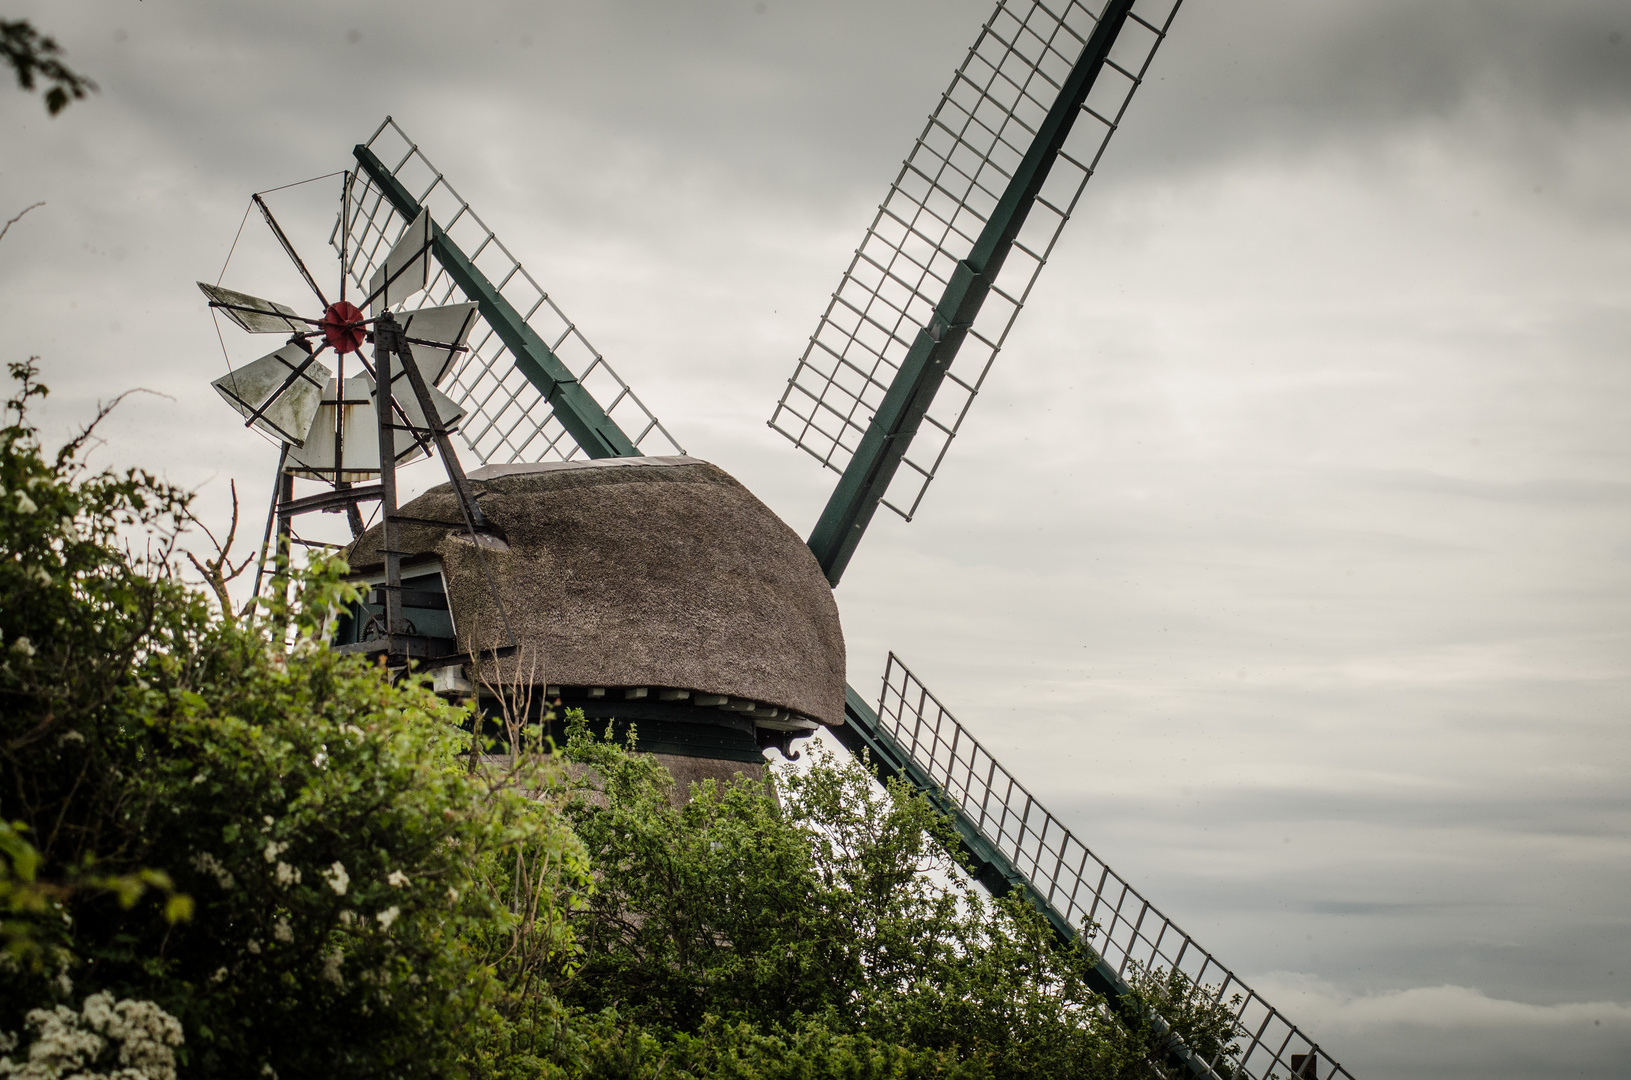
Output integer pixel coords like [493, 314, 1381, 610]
[345, 457, 846, 727]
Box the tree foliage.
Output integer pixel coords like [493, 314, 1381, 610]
[0, 358, 1238, 1078]
[552, 723, 1239, 1080]
[1, 20, 95, 116]
[0, 361, 590, 1078]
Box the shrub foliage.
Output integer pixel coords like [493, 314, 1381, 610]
[0, 361, 1236, 1078]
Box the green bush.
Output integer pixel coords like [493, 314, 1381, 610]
[0, 361, 590, 1078]
[552, 721, 1233, 1080]
[0, 358, 1234, 1078]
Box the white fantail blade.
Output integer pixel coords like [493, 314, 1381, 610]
[367, 207, 431, 316]
[376, 348, 467, 451]
[198, 282, 305, 334]
[284, 375, 431, 481]
[396, 302, 479, 384]
[210, 343, 332, 447]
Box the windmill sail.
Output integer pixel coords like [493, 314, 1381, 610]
[211, 342, 332, 447]
[367, 208, 432, 315]
[396, 301, 480, 384]
[841, 655, 1355, 1080]
[198, 283, 306, 335]
[335, 118, 683, 466]
[773, 0, 1180, 554]
[285, 375, 391, 482]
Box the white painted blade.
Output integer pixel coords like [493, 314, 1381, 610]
[397, 302, 479, 384]
[368, 207, 431, 315]
[284, 375, 427, 481]
[210, 343, 332, 447]
[375, 347, 467, 452]
[198, 282, 306, 334]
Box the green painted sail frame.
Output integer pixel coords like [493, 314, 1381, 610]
[352, 143, 641, 460]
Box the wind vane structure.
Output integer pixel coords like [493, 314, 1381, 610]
[204, 190, 501, 666]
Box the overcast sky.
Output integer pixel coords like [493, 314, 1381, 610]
[3, 2, 1629, 1078]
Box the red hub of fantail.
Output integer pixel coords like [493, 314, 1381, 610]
[320, 301, 367, 354]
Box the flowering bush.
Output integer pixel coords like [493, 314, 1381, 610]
[0, 991, 183, 1080]
[0, 359, 1234, 1079]
[0, 362, 590, 1078]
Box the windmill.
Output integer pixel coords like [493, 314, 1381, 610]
[202, 1, 1354, 1077]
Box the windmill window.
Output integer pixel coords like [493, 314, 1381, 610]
[330, 563, 455, 647]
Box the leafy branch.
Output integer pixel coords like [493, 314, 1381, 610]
[1, 21, 96, 115]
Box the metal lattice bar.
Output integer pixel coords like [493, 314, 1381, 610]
[870, 654, 1354, 1080]
[771, 0, 1180, 521]
[332, 118, 684, 466]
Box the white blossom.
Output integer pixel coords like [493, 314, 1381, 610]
[386, 870, 409, 888]
[320, 949, 345, 987]
[0, 991, 184, 1080]
[274, 862, 300, 887]
[261, 840, 288, 864]
[245, 940, 261, 956]
[0, 1004, 102, 1078]
[321, 862, 349, 896]
[207, 968, 228, 986]
[9, 638, 35, 659]
[376, 907, 400, 931]
[272, 918, 293, 944]
[15, 492, 36, 514]
[188, 852, 234, 891]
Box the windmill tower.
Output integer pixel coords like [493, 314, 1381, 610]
[203, 2, 1355, 1077]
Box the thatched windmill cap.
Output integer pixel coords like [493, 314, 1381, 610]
[345, 456, 846, 728]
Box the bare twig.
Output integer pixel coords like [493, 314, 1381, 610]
[184, 480, 255, 619]
[468, 633, 546, 769]
[54, 387, 171, 467]
[0, 201, 43, 245]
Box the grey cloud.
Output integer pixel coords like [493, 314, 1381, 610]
[1117, 0, 1631, 171]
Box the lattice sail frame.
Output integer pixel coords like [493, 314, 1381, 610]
[771, 0, 1179, 520]
[876, 654, 1353, 1080]
[335, 118, 683, 466]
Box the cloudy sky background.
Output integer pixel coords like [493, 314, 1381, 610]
[2, 2, 1628, 1077]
